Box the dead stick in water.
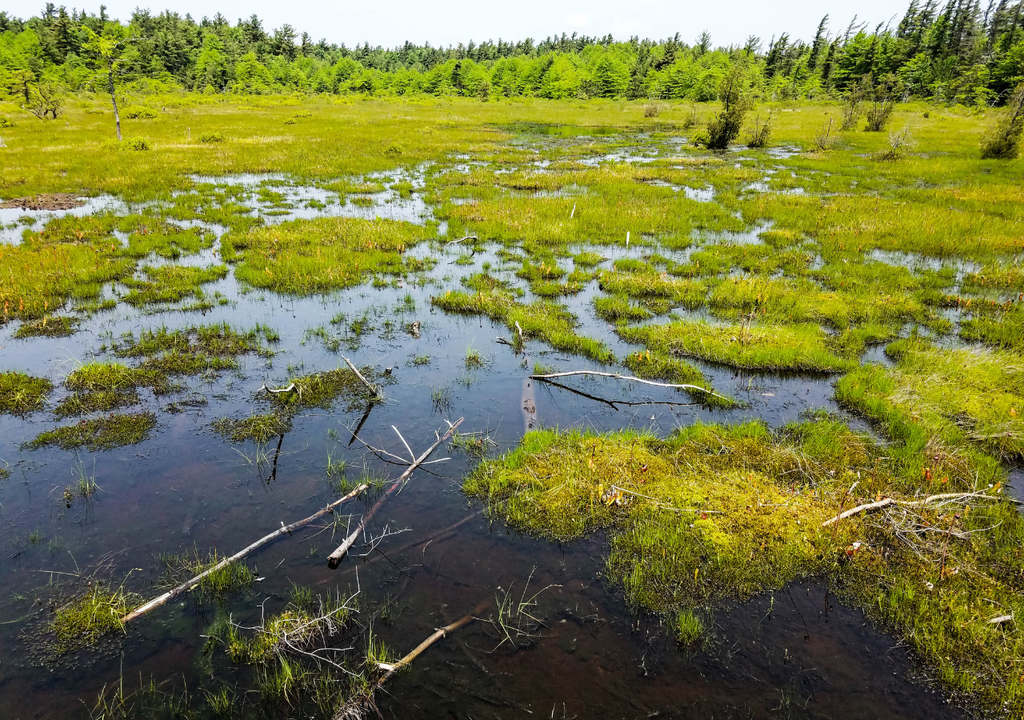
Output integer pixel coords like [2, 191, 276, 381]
[530, 371, 728, 402]
[341, 355, 382, 399]
[327, 418, 464, 568]
[326, 510, 483, 582]
[121, 484, 369, 623]
[820, 492, 1005, 527]
[376, 599, 491, 685]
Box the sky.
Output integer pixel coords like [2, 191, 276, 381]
[25, 0, 911, 49]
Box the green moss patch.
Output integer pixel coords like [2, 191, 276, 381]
[469, 421, 1024, 714]
[26, 412, 157, 451]
[0, 371, 53, 414]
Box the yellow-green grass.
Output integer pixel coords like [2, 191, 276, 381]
[159, 549, 258, 602]
[0, 371, 54, 414]
[212, 413, 293, 443]
[13, 315, 78, 338]
[47, 584, 140, 656]
[598, 268, 708, 311]
[57, 359, 146, 417]
[222, 215, 433, 295]
[431, 288, 615, 363]
[113, 322, 275, 360]
[266, 366, 391, 412]
[837, 337, 1024, 472]
[467, 421, 1024, 715]
[122, 264, 228, 306]
[618, 319, 855, 372]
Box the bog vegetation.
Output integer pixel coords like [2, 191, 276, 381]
[0, 2, 1023, 719]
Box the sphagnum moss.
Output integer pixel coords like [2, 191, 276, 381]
[467, 420, 1024, 715]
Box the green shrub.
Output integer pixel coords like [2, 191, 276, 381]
[122, 106, 158, 119]
[981, 84, 1024, 160]
[199, 131, 225, 143]
[701, 66, 750, 150]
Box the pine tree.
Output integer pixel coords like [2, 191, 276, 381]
[808, 15, 829, 70]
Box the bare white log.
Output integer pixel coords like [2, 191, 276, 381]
[327, 418, 464, 568]
[341, 355, 382, 399]
[260, 382, 297, 394]
[447, 234, 478, 245]
[821, 492, 1004, 528]
[530, 371, 728, 402]
[121, 484, 368, 623]
[988, 614, 1014, 625]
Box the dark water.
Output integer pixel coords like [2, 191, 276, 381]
[0, 175, 978, 720]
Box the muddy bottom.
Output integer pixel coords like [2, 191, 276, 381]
[0, 193, 85, 210]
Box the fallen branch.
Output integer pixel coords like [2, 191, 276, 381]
[327, 418, 464, 568]
[341, 355, 383, 400]
[447, 234, 478, 245]
[821, 492, 1004, 528]
[530, 371, 728, 402]
[377, 599, 491, 684]
[988, 614, 1014, 625]
[538, 378, 701, 411]
[334, 599, 490, 720]
[260, 382, 297, 395]
[121, 484, 368, 623]
[610, 484, 721, 514]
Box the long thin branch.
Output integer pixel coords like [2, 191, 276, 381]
[376, 599, 491, 685]
[821, 492, 1003, 527]
[121, 484, 368, 623]
[327, 418, 464, 568]
[530, 371, 728, 402]
[341, 355, 382, 399]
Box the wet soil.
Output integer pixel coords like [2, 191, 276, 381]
[0, 193, 85, 211]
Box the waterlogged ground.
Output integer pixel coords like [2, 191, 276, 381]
[0, 98, 1022, 719]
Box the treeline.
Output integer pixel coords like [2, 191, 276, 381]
[0, 0, 1022, 104]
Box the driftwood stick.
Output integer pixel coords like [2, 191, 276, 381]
[530, 371, 728, 402]
[121, 484, 368, 623]
[988, 614, 1014, 625]
[821, 492, 1004, 528]
[340, 356, 382, 399]
[376, 599, 491, 685]
[260, 382, 297, 395]
[327, 418, 464, 568]
[610, 484, 722, 514]
[539, 378, 700, 411]
[446, 234, 478, 245]
[393, 425, 416, 463]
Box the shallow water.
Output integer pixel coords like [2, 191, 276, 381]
[0, 151, 995, 719]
